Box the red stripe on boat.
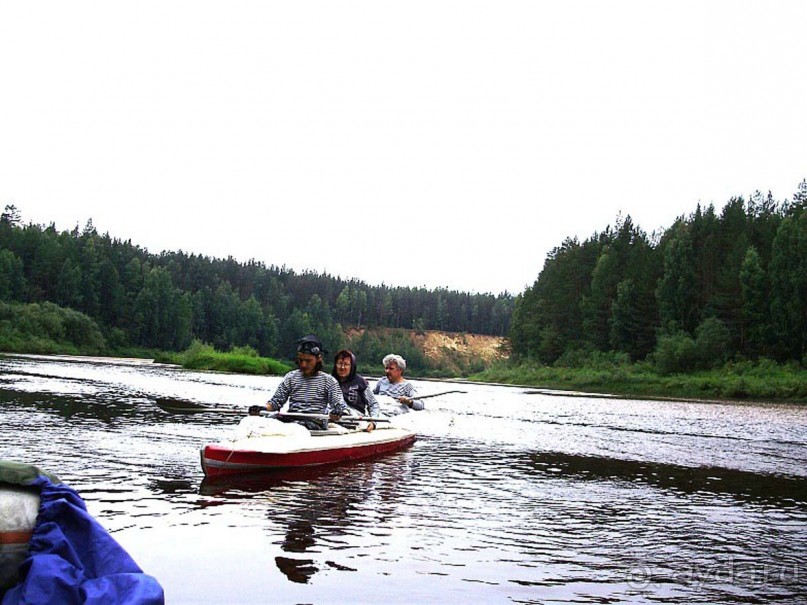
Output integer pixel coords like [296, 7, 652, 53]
[201, 432, 416, 477]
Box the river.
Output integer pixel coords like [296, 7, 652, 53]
[1, 354, 805, 604]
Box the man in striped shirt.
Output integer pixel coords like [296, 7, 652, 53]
[373, 353, 424, 412]
[266, 335, 348, 428]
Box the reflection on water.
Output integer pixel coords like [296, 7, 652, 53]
[527, 451, 807, 509]
[1, 354, 806, 604]
[201, 458, 406, 585]
[273, 466, 369, 584]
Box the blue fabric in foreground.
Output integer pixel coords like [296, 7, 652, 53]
[2, 474, 164, 604]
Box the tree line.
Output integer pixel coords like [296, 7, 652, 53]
[510, 181, 807, 371]
[0, 206, 514, 359]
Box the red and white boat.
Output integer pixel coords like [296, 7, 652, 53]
[200, 416, 416, 478]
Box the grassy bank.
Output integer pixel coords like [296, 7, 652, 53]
[6, 301, 805, 403]
[0, 301, 497, 378]
[0, 302, 292, 375]
[160, 341, 293, 375]
[471, 358, 807, 404]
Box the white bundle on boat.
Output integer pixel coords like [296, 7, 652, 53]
[0, 486, 40, 589]
[233, 416, 311, 440]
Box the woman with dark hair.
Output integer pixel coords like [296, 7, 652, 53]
[331, 349, 380, 431]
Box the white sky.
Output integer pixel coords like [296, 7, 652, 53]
[1, 1, 805, 295]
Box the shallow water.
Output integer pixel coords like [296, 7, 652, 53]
[1, 354, 805, 604]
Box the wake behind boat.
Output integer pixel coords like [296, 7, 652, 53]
[200, 415, 416, 478]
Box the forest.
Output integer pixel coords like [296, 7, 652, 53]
[2, 178, 806, 384]
[510, 181, 807, 372]
[0, 206, 514, 366]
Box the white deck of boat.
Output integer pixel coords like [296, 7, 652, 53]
[212, 426, 414, 454]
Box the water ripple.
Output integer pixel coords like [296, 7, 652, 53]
[1, 355, 805, 603]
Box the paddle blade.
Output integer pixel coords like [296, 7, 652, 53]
[155, 398, 246, 415]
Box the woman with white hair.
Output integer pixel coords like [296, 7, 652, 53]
[372, 353, 424, 412]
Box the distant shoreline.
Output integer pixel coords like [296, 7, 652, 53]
[4, 350, 805, 407]
[2, 352, 156, 365]
[418, 374, 803, 407]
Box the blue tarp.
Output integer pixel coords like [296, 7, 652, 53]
[1, 467, 163, 604]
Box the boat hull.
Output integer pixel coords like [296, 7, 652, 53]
[201, 428, 416, 477]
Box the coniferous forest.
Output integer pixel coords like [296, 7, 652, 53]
[2, 179, 806, 383]
[510, 181, 807, 372]
[0, 206, 513, 363]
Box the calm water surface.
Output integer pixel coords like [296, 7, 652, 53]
[1, 354, 805, 604]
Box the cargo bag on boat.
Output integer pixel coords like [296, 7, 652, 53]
[0, 461, 164, 605]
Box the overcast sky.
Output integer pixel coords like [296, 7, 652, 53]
[1, 1, 805, 295]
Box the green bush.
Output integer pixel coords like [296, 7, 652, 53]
[552, 347, 594, 368]
[0, 301, 106, 355]
[654, 331, 699, 375]
[177, 340, 218, 368]
[230, 345, 259, 358]
[554, 347, 630, 369]
[695, 317, 732, 368]
[173, 339, 291, 375]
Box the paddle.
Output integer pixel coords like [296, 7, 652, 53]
[376, 390, 467, 406]
[412, 390, 466, 400]
[154, 398, 389, 423]
[155, 398, 256, 415]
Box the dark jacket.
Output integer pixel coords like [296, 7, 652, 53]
[331, 351, 380, 416]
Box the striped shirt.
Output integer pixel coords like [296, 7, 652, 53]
[268, 370, 348, 416]
[373, 377, 424, 410]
